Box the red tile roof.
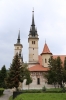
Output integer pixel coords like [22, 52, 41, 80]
[53, 55, 66, 63]
[41, 42, 52, 55]
[28, 64, 49, 72]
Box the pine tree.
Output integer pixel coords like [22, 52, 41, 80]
[0, 65, 7, 88]
[5, 53, 21, 91]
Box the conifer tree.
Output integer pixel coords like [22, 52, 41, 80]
[5, 53, 21, 91]
[0, 65, 7, 88]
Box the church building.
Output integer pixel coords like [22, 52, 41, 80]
[14, 10, 66, 89]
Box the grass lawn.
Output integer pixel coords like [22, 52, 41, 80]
[12, 93, 66, 100]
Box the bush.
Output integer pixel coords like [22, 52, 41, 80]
[42, 86, 46, 92]
[0, 88, 4, 96]
[21, 89, 42, 93]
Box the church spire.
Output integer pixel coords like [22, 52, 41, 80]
[17, 30, 20, 44]
[29, 9, 38, 37]
[32, 8, 35, 26]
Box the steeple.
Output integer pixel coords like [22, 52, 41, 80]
[17, 30, 20, 44]
[32, 8, 35, 26]
[41, 41, 52, 55]
[29, 9, 38, 37]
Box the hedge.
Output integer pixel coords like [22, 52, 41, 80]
[0, 88, 4, 96]
[20, 88, 66, 93]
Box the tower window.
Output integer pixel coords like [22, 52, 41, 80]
[32, 41, 35, 44]
[37, 78, 40, 85]
[45, 59, 47, 63]
[32, 41, 33, 44]
[34, 41, 35, 44]
[33, 48, 34, 50]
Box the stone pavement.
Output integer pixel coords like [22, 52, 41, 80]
[0, 89, 13, 100]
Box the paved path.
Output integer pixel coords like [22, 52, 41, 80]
[0, 89, 13, 100]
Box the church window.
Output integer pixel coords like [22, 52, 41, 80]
[32, 41, 35, 44]
[34, 41, 35, 44]
[33, 48, 34, 50]
[32, 41, 33, 44]
[37, 78, 40, 85]
[45, 58, 47, 63]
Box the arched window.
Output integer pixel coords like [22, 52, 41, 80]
[45, 58, 47, 63]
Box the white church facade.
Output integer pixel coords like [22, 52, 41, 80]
[14, 10, 66, 89]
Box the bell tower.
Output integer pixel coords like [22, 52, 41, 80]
[28, 10, 39, 67]
[14, 30, 23, 63]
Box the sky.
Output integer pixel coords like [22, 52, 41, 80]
[0, 0, 66, 69]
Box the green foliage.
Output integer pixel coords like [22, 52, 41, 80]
[64, 57, 66, 70]
[42, 86, 46, 92]
[0, 65, 7, 88]
[45, 57, 57, 86]
[5, 54, 21, 90]
[45, 56, 66, 88]
[5, 54, 32, 91]
[13, 93, 66, 100]
[26, 69, 32, 86]
[0, 88, 4, 96]
[9, 96, 13, 100]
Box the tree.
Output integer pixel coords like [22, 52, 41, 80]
[45, 56, 63, 88]
[5, 53, 21, 91]
[44, 56, 57, 88]
[0, 65, 7, 88]
[26, 69, 32, 89]
[56, 56, 63, 87]
[20, 63, 32, 90]
[62, 57, 66, 84]
[5, 54, 32, 91]
[64, 57, 66, 70]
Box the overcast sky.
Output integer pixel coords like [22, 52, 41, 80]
[0, 0, 66, 69]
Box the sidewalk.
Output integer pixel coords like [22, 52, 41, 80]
[0, 89, 13, 100]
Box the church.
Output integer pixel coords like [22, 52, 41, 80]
[14, 10, 66, 89]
